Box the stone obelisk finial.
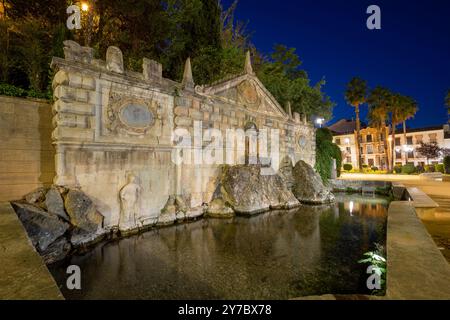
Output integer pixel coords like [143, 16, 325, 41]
[244, 51, 254, 75]
[182, 57, 195, 90]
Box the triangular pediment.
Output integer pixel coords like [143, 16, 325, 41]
[201, 74, 288, 119]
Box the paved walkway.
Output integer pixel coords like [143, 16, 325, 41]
[340, 173, 450, 263]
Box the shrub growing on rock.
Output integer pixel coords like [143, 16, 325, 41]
[315, 128, 342, 183]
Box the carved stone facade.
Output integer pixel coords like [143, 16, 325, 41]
[50, 40, 316, 232]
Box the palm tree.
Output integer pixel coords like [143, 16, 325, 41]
[389, 93, 405, 170]
[446, 90, 450, 121]
[345, 77, 368, 170]
[398, 96, 418, 163]
[367, 86, 391, 170]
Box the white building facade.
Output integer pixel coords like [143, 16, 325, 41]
[331, 123, 450, 169]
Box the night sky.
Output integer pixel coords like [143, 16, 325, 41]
[223, 0, 450, 128]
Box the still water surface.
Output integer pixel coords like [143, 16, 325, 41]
[50, 194, 388, 299]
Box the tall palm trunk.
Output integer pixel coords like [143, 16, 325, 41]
[382, 125, 390, 171]
[403, 121, 408, 163]
[391, 124, 397, 170]
[355, 105, 362, 170]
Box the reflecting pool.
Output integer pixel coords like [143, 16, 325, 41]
[49, 194, 388, 299]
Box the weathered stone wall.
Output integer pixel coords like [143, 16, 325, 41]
[50, 41, 316, 231]
[0, 96, 55, 202]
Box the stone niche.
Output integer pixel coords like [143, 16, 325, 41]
[50, 41, 316, 234]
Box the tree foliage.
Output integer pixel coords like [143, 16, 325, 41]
[446, 89, 450, 114]
[315, 128, 342, 183]
[257, 45, 334, 119]
[416, 142, 442, 164]
[0, 0, 334, 120]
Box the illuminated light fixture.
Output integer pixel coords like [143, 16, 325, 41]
[81, 3, 89, 11]
[395, 147, 401, 152]
[344, 138, 350, 144]
[315, 117, 325, 128]
[388, 136, 393, 142]
[349, 201, 354, 216]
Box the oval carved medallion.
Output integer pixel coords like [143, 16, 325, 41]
[119, 104, 154, 128]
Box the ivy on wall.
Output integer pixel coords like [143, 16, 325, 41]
[315, 128, 342, 183]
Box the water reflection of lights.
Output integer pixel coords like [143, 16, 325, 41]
[349, 201, 354, 216]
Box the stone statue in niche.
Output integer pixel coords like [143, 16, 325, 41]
[119, 173, 141, 231]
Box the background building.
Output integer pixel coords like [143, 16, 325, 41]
[329, 119, 450, 169]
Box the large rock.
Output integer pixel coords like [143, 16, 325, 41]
[40, 237, 71, 264]
[206, 198, 235, 218]
[12, 202, 70, 252]
[44, 187, 69, 221]
[292, 160, 335, 204]
[70, 228, 105, 247]
[217, 165, 300, 215]
[64, 190, 104, 233]
[24, 187, 48, 205]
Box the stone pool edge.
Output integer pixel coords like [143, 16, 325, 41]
[0, 202, 64, 300]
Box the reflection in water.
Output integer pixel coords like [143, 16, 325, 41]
[49, 195, 388, 299]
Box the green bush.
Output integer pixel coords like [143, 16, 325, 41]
[0, 83, 51, 100]
[401, 163, 416, 174]
[444, 156, 450, 174]
[27, 88, 51, 100]
[394, 165, 402, 174]
[362, 164, 369, 169]
[343, 163, 353, 171]
[435, 164, 445, 174]
[425, 165, 435, 173]
[0, 83, 27, 97]
[371, 166, 378, 171]
[315, 128, 342, 183]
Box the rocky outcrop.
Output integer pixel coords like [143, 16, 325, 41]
[157, 195, 204, 227]
[44, 187, 69, 221]
[214, 165, 300, 215]
[292, 160, 335, 204]
[12, 187, 105, 264]
[206, 198, 234, 218]
[65, 190, 104, 233]
[12, 202, 70, 252]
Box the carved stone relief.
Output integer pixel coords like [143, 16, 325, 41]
[237, 80, 261, 109]
[106, 92, 162, 136]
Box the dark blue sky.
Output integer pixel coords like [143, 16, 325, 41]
[223, 0, 450, 128]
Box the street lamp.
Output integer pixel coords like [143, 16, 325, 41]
[81, 3, 89, 11]
[315, 117, 325, 128]
[402, 144, 414, 164]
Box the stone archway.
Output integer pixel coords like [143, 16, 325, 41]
[244, 122, 259, 165]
